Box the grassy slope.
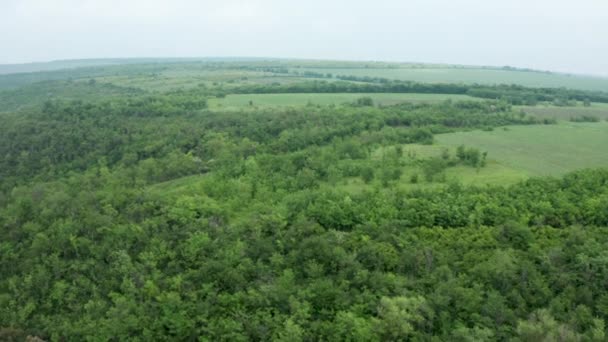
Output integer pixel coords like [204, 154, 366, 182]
[208, 93, 479, 110]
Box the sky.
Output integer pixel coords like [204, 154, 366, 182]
[1, 0, 607, 76]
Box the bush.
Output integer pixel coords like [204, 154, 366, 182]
[355, 96, 374, 107]
[361, 166, 375, 184]
[570, 115, 600, 123]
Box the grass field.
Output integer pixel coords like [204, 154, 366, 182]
[435, 121, 608, 179]
[518, 103, 608, 121]
[208, 93, 478, 109]
[368, 142, 530, 188]
[299, 67, 608, 92]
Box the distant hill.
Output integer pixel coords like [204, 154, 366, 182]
[0, 57, 274, 75]
[1, 58, 608, 92]
[0, 59, 127, 75]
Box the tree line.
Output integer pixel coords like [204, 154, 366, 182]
[209, 79, 608, 105]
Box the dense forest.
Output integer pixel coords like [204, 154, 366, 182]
[1, 73, 608, 341]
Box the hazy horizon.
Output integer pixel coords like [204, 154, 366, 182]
[2, 0, 607, 76]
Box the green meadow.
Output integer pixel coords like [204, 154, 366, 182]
[435, 121, 608, 179]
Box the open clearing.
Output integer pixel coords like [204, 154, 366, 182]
[435, 121, 608, 179]
[208, 93, 478, 109]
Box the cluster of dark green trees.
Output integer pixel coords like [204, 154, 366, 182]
[1, 92, 608, 341]
[332, 74, 608, 106]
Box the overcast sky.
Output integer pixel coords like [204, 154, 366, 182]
[1, 0, 606, 76]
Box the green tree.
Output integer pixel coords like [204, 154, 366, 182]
[516, 309, 580, 342]
[374, 296, 433, 340]
[360, 166, 375, 184]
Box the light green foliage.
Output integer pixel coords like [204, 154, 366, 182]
[516, 309, 581, 342]
[332, 311, 375, 341]
[374, 296, 433, 340]
[273, 319, 304, 342]
[450, 324, 495, 341]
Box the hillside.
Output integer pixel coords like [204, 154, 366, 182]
[1, 60, 608, 341]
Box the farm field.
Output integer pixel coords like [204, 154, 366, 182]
[298, 67, 608, 91]
[208, 92, 479, 109]
[435, 121, 608, 178]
